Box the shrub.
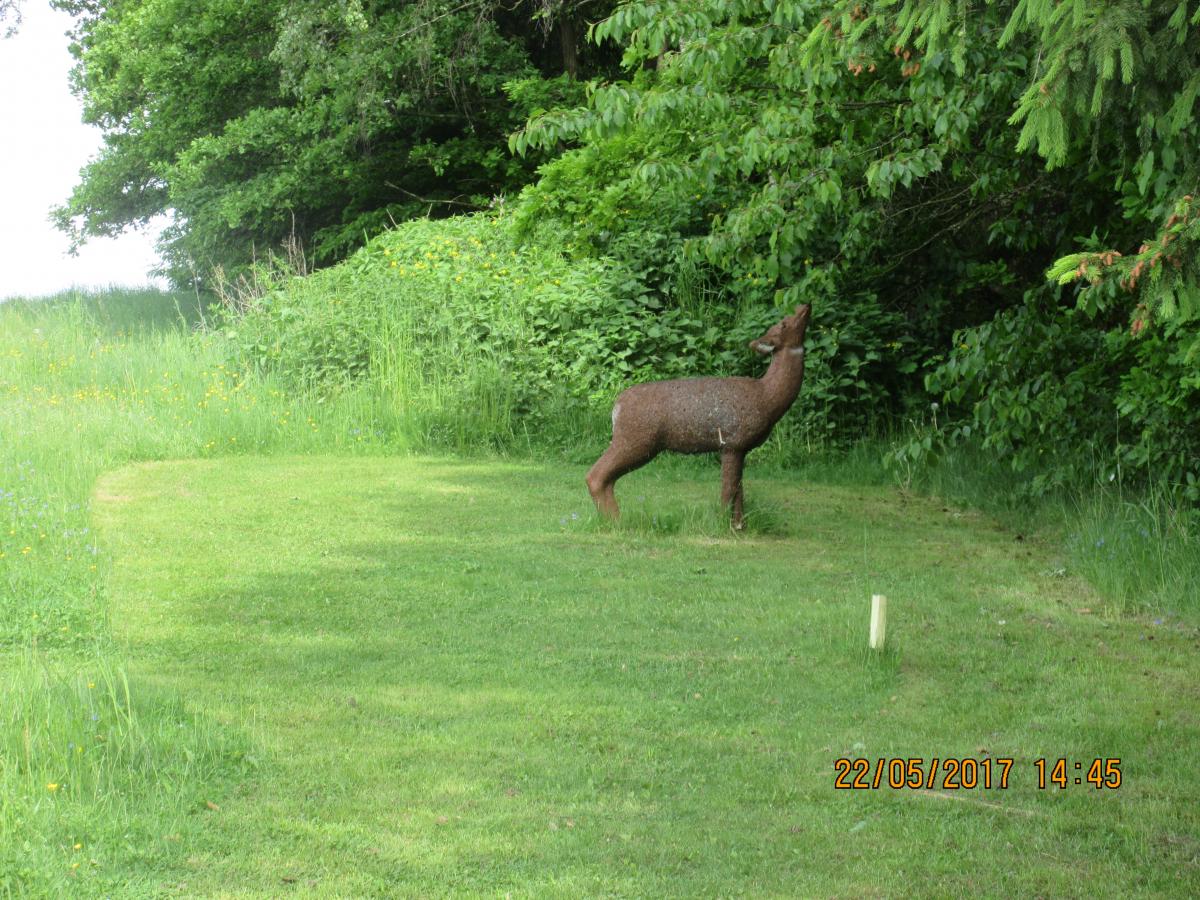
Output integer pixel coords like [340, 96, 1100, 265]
[904, 297, 1200, 500]
[219, 212, 893, 453]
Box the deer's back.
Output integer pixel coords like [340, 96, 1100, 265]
[613, 376, 773, 453]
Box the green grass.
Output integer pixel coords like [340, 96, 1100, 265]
[73, 455, 1198, 896]
[907, 444, 1200, 617]
[2, 288, 1199, 896]
[0, 289, 396, 651]
[1, 651, 248, 893]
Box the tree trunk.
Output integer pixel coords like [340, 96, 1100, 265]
[559, 15, 578, 79]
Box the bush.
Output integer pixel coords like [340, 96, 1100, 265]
[902, 296, 1200, 500]
[218, 212, 895, 453]
[218, 215, 684, 448]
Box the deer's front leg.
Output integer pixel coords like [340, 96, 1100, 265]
[720, 450, 746, 528]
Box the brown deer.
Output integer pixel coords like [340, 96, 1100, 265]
[586, 304, 811, 528]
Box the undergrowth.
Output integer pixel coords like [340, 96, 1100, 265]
[216, 212, 879, 455]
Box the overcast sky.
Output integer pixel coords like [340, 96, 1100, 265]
[0, 2, 166, 299]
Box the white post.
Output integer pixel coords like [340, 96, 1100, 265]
[869, 594, 887, 650]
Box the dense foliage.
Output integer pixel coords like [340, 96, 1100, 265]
[510, 0, 1199, 495]
[221, 212, 856, 452]
[50, 0, 618, 283]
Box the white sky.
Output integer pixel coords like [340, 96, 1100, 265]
[0, 1, 167, 299]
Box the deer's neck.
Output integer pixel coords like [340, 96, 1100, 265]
[760, 347, 807, 421]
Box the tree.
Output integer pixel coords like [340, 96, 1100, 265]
[805, 0, 1200, 492]
[511, 0, 1199, 486]
[513, 1, 1108, 387]
[51, 0, 620, 284]
[804, 0, 1200, 347]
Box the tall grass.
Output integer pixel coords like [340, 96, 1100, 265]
[0, 288, 403, 893]
[904, 441, 1200, 616]
[370, 310, 526, 453]
[1065, 485, 1199, 615]
[0, 648, 247, 895]
[218, 213, 861, 460]
[1, 290, 400, 649]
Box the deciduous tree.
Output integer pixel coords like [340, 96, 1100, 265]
[51, 0, 618, 283]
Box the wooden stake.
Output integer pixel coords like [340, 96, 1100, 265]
[869, 594, 887, 650]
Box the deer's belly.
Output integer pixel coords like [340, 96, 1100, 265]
[663, 397, 760, 452]
[614, 378, 768, 453]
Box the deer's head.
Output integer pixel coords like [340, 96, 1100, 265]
[749, 304, 811, 355]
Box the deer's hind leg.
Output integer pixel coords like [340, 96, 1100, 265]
[586, 437, 657, 520]
[720, 450, 746, 529]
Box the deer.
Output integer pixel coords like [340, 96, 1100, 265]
[586, 304, 811, 528]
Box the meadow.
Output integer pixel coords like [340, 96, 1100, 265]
[1, 289, 1198, 896]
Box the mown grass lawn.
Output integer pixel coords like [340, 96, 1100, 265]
[84, 455, 1198, 897]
